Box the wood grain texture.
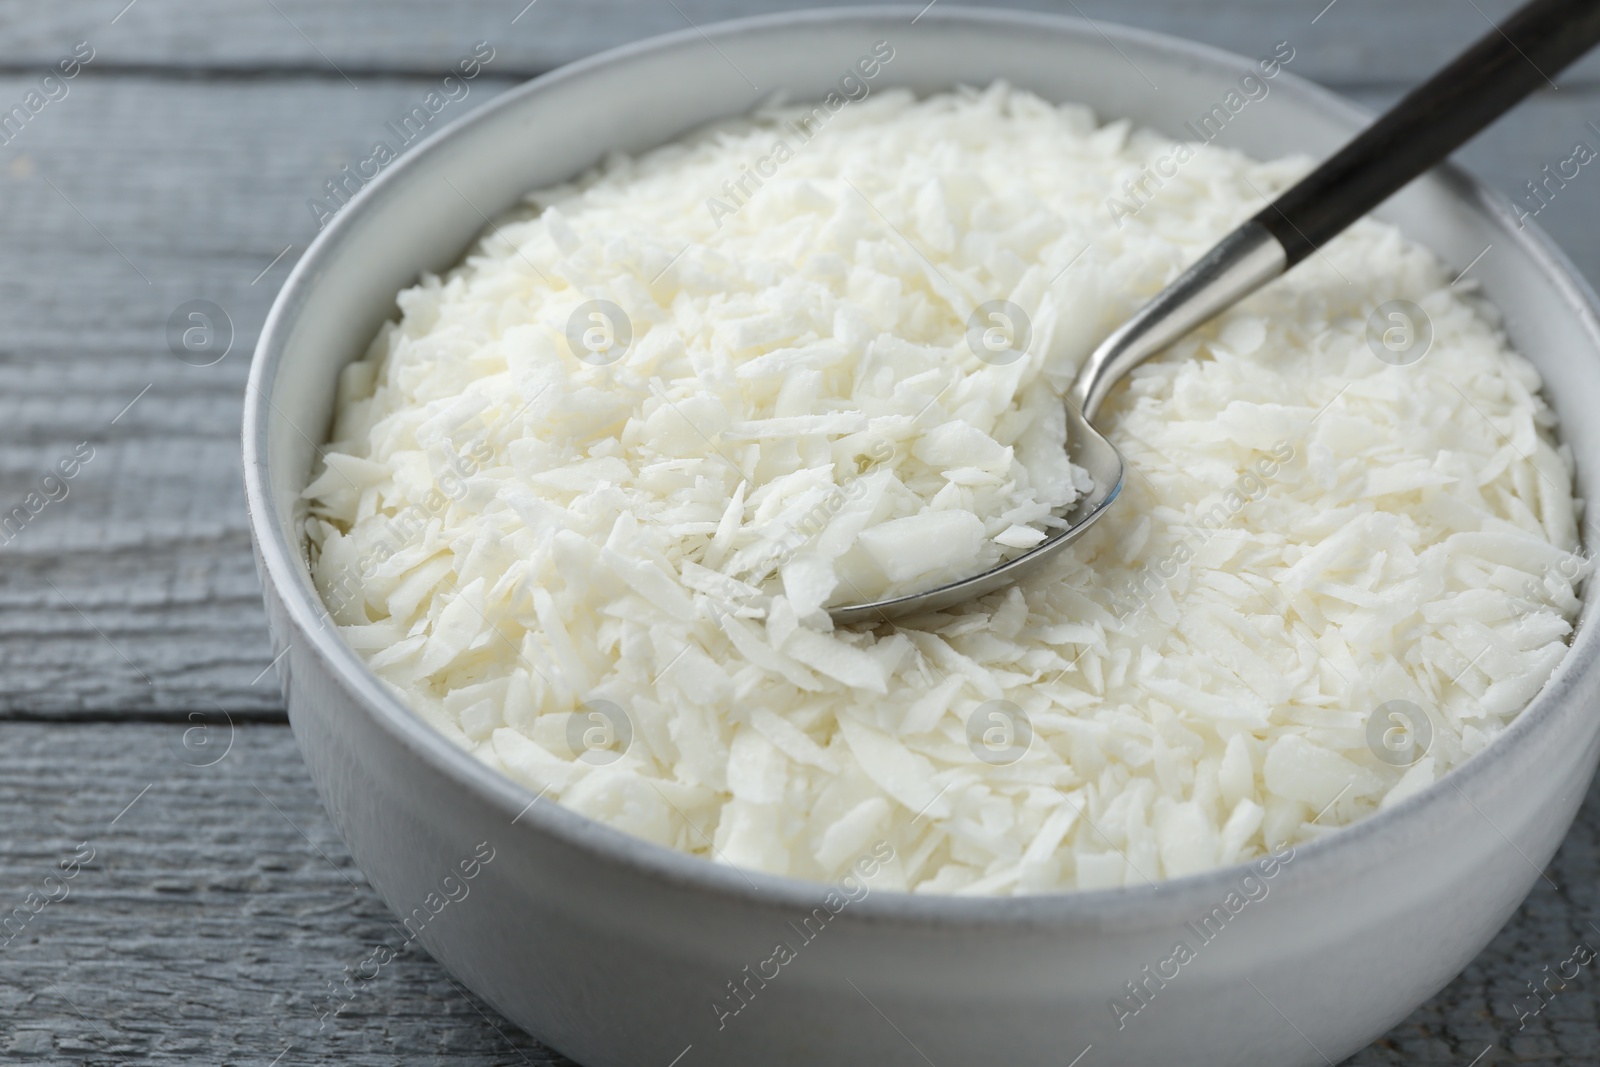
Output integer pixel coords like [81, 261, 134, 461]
[0, 71, 516, 717]
[1, 2, 1599, 1064]
[2, 0, 1599, 86]
[0, 723, 574, 1065]
[4, 71, 1600, 716]
[0, 722, 1592, 1065]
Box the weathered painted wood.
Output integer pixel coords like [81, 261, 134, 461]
[0, 722, 574, 1064]
[0, 73, 529, 716]
[0, 721, 1593, 1064]
[2, 72, 1599, 716]
[1, 0, 1597, 86]
[0, 4, 1596, 1063]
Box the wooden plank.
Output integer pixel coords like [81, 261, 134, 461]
[3, 73, 1599, 718]
[2, 0, 1597, 86]
[3, 70, 1600, 718]
[0, 73, 529, 717]
[0, 3, 1595, 1062]
[0, 719, 1593, 1063]
[0, 722, 573, 1064]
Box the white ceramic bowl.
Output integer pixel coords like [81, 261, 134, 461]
[243, 8, 1600, 1065]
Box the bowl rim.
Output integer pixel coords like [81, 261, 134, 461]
[244, 3, 1600, 926]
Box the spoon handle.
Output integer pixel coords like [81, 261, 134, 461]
[1258, 0, 1600, 264]
[1070, 0, 1600, 421]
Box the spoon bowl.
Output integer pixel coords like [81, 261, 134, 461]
[827, 221, 1286, 624]
[827, 405, 1125, 626]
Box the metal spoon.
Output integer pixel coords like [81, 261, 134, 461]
[828, 0, 1600, 626]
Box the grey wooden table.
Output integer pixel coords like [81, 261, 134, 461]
[2, 1, 1597, 1063]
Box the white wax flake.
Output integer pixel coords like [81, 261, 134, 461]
[858, 511, 988, 584]
[994, 524, 1048, 549]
